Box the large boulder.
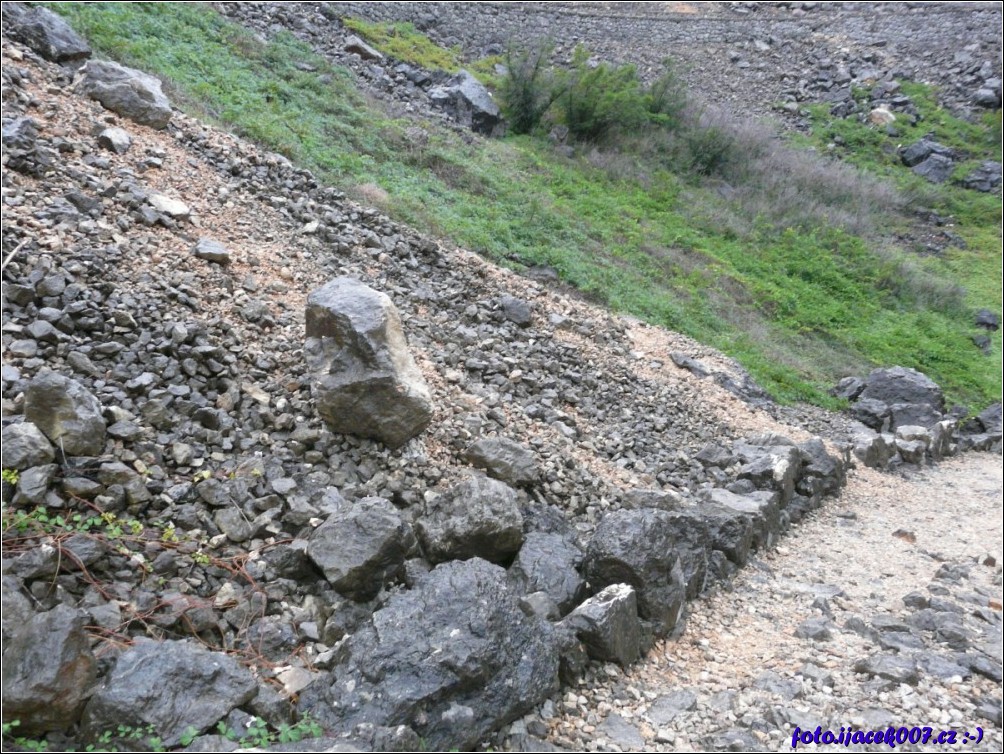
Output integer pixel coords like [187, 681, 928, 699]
[465, 436, 539, 487]
[428, 70, 504, 137]
[583, 508, 687, 637]
[24, 371, 106, 457]
[7, 4, 91, 63]
[305, 278, 433, 449]
[82, 639, 257, 748]
[507, 531, 585, 615]
[857, 366, 944, 429]
[307, 497, 416, 601]
[2, 605, 97, 734]
[298, 558, 559, 751]
[707, 488, 781, 552]
[1, 422, 55, 470]
[415, 474, 523, 564]
[77, 60, 173, 128]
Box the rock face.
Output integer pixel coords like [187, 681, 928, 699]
[307, 497, 416, 601]
[2, 605, 97, 734]
[584, 508, 687, 637]
[77, 60, 173, 128]
[23, 371, 106, 456]
[298, 558, 559, 752]
[428, 70, 504, 136]
[416, 474, 524, 564]
[7, 4, 91, 63]
[853, 365, 945, 432]
[82, 639, 258, 748]
[305, 277, 433, 449]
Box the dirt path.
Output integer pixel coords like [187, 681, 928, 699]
[542, 453, 1003, 752]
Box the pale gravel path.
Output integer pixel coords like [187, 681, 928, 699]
[540, 453, 1003, 752]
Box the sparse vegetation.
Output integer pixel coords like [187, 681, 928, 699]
[44, 2, 1001, 409]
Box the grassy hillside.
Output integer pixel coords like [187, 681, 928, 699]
[46, 2, 1002, 410]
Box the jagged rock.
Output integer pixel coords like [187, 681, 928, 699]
[96, 126, 131, 153]
[298, 558, 559, 752]
[499, 295, 533, 326]
[82, 638, 257, 748]
[2, 605, 98, 735]
[889, 401, 943, 430]
[465, 436, 539, 487]
[736, 446, 799, 506]
[428, 70, 504, 137]
[976, 309, 1001, 331]
[304, 277, 432, 449]
[77, 60, 173, 128]
[24, 371, 106, 456]
[8, 4, 91, 63]
[508, 532, 585, 614]
[851, 430, 894, 468]
[344, 34, 383, 61]
[974, 87, 1001, 107]
[857, 366, 944, 429]
[707, 488, 780, 552]
[913, 153, 955, 183]
[584, 508, 687, 637]
[853, 654, 919, 685]
[560, 583, 641, 666]
[1, 422, 55, 470]
[899, 137, 952, 168]
[148, 192, 191, 219]
[694, 442, 735, 468]
[960, 162, 1002, 192]
[307, 497, 416, 601]
[622, 488, 682, 511]
[645, 689, 697, 726]
[1, 116, 38, 151]
[415, 474, 523, 564]
[797, 438, 845, 496]
[193, 237, 231, 265]
[659, 511, 710, 598]
[976, 403, 1002, 436]
[829, 376, 865, 401]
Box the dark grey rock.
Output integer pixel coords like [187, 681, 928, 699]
[830, 376, 865, 401]
[645, 689, 696, 726]
[465, 436, 539, 487]
[961, 162, 1002, 192]
[427, 70, 503, 136]
[82, 638, 257, 747]
[890, 402, 943, 430]
[662, 510, 710, 598]
[707, 488, 780, 552]
[307, 497, 415, 601]
[416, 474, 523, 564]
[305, 278, 432, 449]
[596, 713, 644, 750]
[193, 238, 231, 265]
[976, 403, 1002, 435]
[859, 366, 944, 413]
[560, 583, 641, 666]
[852, 397, 891, 432]
[8, 5, 91, 63]
[852, 430, 894, 469]
[2, 605, 97, 735]
[753, 670, 802, 700]
[96, 126, 131, 154]
[508, 532, 585, 614]
[914, 153, 955, 183]
[853, 654, 919, 685]
[899, 138, 952, 168]
[77, 60, 173, 128]
[24, 370, 106, 456]
[584, 508, 686, 637]
[1, 422, 55, 469]
[794, 617, 835, 641]
[298, 558, 558, 752]
[976, 309, 1001, 332]
[704, 728, 762, 751]
[499, 295, 533, 326]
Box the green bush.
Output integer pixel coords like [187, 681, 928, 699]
[498, 40, 563, 135]
[559, 47, 648, 142]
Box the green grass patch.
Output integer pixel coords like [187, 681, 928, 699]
[44, 2, 1001, 410]
[342, 17, 462, 73]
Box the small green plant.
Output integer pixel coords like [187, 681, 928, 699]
[342, 18, 461, 72]
[2, 468, 19, 486]
[216, 716, 323, 748]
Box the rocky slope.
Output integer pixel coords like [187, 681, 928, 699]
[1, 4, 1000, 752]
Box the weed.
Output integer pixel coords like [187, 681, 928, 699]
[342, 18, 462, 73]
[2, 468, 19, 486]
